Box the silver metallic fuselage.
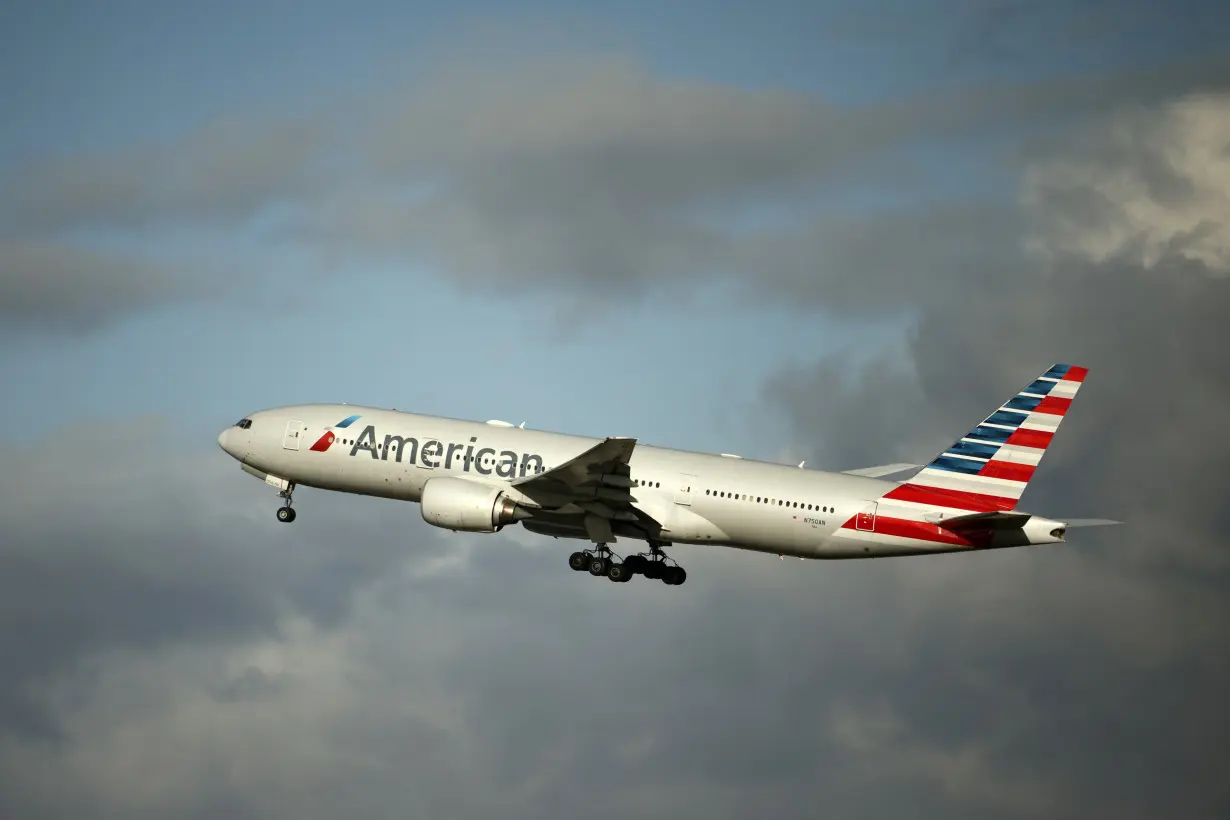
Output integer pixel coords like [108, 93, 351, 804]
[217, 404, 1001, 559]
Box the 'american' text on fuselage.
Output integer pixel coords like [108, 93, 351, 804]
[348, 424, 545, 478]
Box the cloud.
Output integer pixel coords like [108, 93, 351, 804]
[5, 329, 1230, 820]
[0, 241, 198, 333]
[7, 116, 333, 236]
[764, 91, 1230, 818]
[1022, 92, 1230, 273]
[5, 47, 1227, 330]
[3, 31, 1229, 820]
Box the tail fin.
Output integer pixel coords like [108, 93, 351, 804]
[883, 364, 1088, 513]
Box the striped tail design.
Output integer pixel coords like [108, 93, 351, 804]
[882, 364, 1088, 513]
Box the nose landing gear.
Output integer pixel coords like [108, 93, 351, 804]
[275, 485, 297, 523]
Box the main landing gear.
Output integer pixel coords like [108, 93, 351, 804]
[275, 485, 297, 523]
[567, 541, 687, 586]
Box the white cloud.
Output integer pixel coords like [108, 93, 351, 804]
[1022, 92, 1230, 274]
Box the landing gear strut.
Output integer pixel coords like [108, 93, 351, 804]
[565, 540, 685, 586]
[275, 485, 297, 523]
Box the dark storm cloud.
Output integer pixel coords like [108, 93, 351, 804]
[0, 421, 437, 741]
[4, 415, 1225, 815]
[765, 92, 1230, 818]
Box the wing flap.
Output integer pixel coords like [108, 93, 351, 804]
[514, 436, 663, 541]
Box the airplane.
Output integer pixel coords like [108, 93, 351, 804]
[217, 363, 1117, 586]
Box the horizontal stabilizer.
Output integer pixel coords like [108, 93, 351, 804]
[842, 463, 920, 478]
[931, 512, 1121, 533]
[932, 511, 1033, 531]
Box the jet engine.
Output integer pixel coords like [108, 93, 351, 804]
[420, 477, 530, 533]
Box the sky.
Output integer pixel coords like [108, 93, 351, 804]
[1, 1, 1229, 818]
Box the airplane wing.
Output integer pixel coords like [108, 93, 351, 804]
[512, 437, 662, 543]
[842, 463, 920, 478]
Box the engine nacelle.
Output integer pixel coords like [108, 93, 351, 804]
[420, 477, 529, 533]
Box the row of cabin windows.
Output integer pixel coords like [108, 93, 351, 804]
[705, 489, 833, 513]
[326, 445, 816, 506]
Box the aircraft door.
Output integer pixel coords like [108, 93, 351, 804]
[855, 501, 877, 532]
[674, 473, 696, 506]
[282, 420, 305, 450]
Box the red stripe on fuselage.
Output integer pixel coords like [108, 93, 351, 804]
[1034, 396, 1071, 416]
[840, 515, 988, 547]
[882, 483, 1018, 512]
[978, 460, 1035, 482]
[1006, 428, 1053, 449]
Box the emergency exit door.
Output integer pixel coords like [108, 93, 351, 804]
[855, 502, 878, 532]
[282, 420, 304, 450]
[674, 474, 696, 506]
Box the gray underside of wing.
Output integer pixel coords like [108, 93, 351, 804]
[512, 437, 663, 539]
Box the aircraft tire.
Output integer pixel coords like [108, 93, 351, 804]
[662, 566, 685, 586]
[276, 506, 296, 523]
[624, 555, 649, 574]
[568, 551, 590, 571]
[588, 557, 611, 577]
[607, 563, 633, 583]
[643, 562, 664, 580]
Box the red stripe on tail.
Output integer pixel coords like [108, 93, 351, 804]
[1034, 396, 1072, 416]
[1063, 366, 1089, 383]
[978, 460, 1036, 482]
[1006, 428, 1053, 449]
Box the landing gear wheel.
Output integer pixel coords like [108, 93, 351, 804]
[607, 563, 633, 583]
[643, 561, 665, 580]
[568, 551, 591, 571]
[662, 566, 686, 585]
[276, 506, 296, 523]
[624, 555, 649, 574]
[588, 556, 611, 576]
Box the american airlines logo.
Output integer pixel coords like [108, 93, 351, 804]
[324, 421, 546, 478]
[309, 414, 362, 452]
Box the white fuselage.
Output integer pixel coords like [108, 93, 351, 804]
[217, 404, 1043, 560]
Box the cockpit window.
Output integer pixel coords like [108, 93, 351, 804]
[234, 418, 253, 429]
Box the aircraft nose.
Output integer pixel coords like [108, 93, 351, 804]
[218, 427, 236, 457]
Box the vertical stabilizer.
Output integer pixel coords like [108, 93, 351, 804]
[882, 364, 1088, 513]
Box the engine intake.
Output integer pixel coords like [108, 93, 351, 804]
[420, 477, 529, 533]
